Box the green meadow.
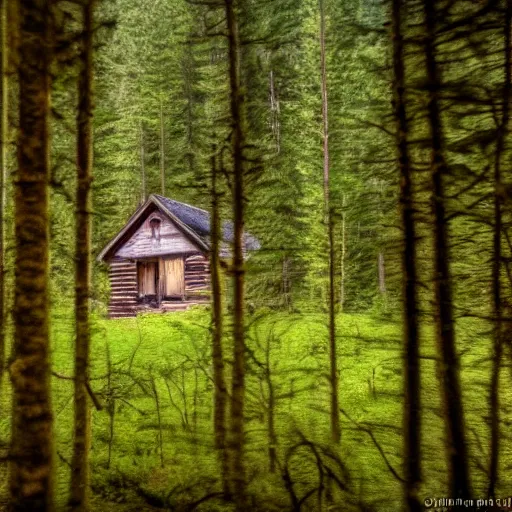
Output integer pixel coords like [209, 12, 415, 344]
[1, 308, 507, 511]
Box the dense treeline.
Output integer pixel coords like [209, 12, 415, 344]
[1, 0, 512, 511]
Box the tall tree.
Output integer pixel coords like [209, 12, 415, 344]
[160, 96, 165, 195]
[70, 1, 95, 510]
[488, 0, 511, 497]
[0, 0, 8, 397]
[224, 0, 247, 507]
[391, 0, 421, 510]
[210, 143, 229, 495]
[319, 0, 340, 444]
[423, 0, 472, 499]
[9, 0, 55, 510]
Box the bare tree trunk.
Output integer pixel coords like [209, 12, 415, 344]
[140, 120, 146, 203]
[391, 1, 421, 510]
[150, 374, 164, 468]
[70, 3, 94, 510]
[340, 194, 346, 312]
[224, 0, 247, 507]
[269, 69, 280, 154]
[265, 334, 277, 473]
[106, 343, 114, 470]
[0, 0, 8, 399]
[210, 144, 229, 494]
[160, 97, 165, 196]
[378, 253, 386, 296]
[423, 0, 472, 499]
[488, 0, 511, 497]
[9, 1, 54, 509]
[282, 255, 290, 310]
[319, 0, 340, 444]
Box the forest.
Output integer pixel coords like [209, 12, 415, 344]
[1, 0, 512, 511]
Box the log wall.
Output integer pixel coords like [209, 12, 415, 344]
[185, 253, 210, 298]
[108, 258, 137, 318]
[108, 253, 210, 318]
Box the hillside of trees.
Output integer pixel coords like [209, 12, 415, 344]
[1, 0, 512, 511]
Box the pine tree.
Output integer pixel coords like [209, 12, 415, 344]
[224, 0, 248, 506]
[70, 1, 95, 510]
[0, 0, 8, 398]
[488, 0, 511, 497]
[423, 0, 472, 499]
[9, 0, 55, 509]
[391, 0, 421, 509]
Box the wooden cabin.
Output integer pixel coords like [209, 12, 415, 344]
[97, 194, 259, 318]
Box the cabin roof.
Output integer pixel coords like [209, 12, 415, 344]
[97, 194, 260, 262]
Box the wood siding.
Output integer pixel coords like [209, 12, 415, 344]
[108, 254, 210, 318]
[185, 253, 210, 298]
[115, 212, 198, 259]
[108, 258, 137, 318]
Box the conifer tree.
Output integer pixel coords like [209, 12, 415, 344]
[488, 0, 511, 497]
[224, 0, 248, 507]
[391, 0, 421, 509]
[0, 0, 8, 398]
[70, 1, 95, 510]
[423, 0, 472, 499]
[9, 0, 55, 509]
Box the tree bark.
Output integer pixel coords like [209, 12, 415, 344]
[210, 144, 229, 495]
[340, 193, 346, 311]
[488, 0, 511, 497]
[160, 97, 165, 196]
[378, 252, 386, 296]
[391, 0, 421, 510]
[0, 0, 8, 400]
[140, 120, 146, 203]
[9, 0, 54, 509]
[423, 0, 472, 499]
[70, 2, 94, 510]
[319, 0, 340, 444]
[224, 0, 247, 507]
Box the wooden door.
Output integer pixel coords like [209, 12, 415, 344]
[138, 261, 157, 296]
[159, 256, 184, 297]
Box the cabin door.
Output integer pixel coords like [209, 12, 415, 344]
[159, 256, 185, 298]
[138, 261, 157, 297]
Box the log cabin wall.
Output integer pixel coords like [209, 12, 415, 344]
[184, 253, 210, 298]
[108, 257, 138, 318]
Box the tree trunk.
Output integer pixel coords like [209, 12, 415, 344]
[391, 0, 421, 510]
[340, 194, 346, 312]
[378, 252, 386, 296]
[0, 0, 8, 400]
[9, 0, 54, 509]
[319, 0, 340, 444]
[70, 2, 94, 510]
[224, 0, 247, 507]
[140, 120, 146, 203]
[210, 144, 229, 494]
[423, 0, 472, 499]
[265, 334, 277, 473]
[160, 97, 165, 196]
[269, 69, 280, 154]
[488, 0, 511, 497]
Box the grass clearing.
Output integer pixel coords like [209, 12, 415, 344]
[0, 308, 510, 510]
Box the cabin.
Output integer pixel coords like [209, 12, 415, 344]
[97, 194, 259, 318]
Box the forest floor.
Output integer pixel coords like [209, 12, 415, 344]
[0, 307, 510, 511]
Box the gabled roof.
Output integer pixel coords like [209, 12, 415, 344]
[97, 194, 260, 262]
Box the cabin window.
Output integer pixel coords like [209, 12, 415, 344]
[150, 218, 161, 241]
